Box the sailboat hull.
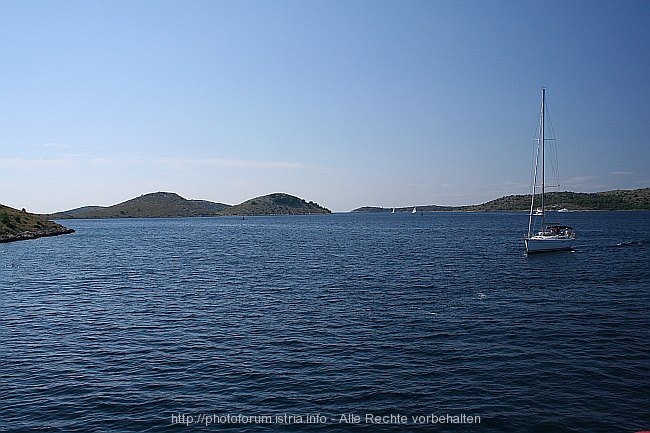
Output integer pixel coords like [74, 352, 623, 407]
[525, 236, 575, 253]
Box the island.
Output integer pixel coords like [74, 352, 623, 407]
[352, 188, 650, 212]
[219, 193, 330, 216]
[47, 192, 331, 219]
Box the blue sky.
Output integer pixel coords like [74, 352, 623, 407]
[2, 0, 649, 213]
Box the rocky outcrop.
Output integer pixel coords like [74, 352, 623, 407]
[0, 204, 75, 243]
[0, 226, 75, 243]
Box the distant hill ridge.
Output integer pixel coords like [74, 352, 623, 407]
[48, 192, 330, 219]
[353, 188, 650, 212]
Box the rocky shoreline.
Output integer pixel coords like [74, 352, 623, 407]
[0, 226, 75, 243]
[1, 203, 76, 243]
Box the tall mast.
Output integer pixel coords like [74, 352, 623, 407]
[540, 87, 546, 224]
[527, 88, 548, 239]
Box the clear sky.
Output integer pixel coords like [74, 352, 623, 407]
[2, 0, 649, 213]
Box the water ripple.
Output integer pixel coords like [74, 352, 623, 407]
[2, 213, 649, 432]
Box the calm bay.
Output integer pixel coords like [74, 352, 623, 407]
[2, 212, 649, 432]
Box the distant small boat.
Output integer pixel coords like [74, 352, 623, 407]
[558, 208, 570, 213]
[392, 208, 395, 214]
[412, 207, 417, 214]
[524, 88, 576, 253]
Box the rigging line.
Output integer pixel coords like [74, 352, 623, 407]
[543, 93, 562, 191]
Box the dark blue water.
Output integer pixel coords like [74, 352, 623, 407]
[2, 212, 649, 432]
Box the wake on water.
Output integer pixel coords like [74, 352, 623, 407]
[614, 240, 643, 247]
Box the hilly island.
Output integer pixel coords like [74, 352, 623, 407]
[353, 188, 650, 212]
[47, 192, 331, 219]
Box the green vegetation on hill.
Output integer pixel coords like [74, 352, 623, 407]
[0, 204, 74, 243]
[463, 188, 650, 211]
[49, 192, 230, 219]
[48, 192, 330, 219]
[220, 193, 331, 216]
[352, 188, 650, 212]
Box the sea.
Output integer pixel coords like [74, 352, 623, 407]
[1, 211, 649, 432]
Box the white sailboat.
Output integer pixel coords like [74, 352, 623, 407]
[524, 88, 576, 253]
[412, 207, 417, 214]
